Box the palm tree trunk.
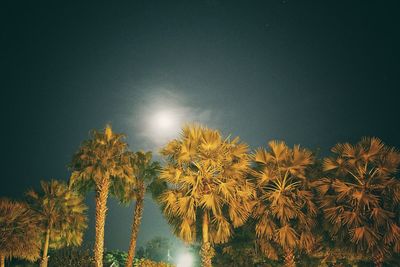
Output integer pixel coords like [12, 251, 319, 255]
[284, 248, 295, 267]
[40, 226, 51, 267]
[0, 254, 5, 267]
[201, 212, 213, 267]
[94, 178, 110, 267]
[126, 183, 145, 267]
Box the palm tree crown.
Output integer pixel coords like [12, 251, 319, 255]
[70, 125, 134, 192]
[252, 141, 318, 267]
[26, 180, 88, 247]
[26, 180, 87, 267]
[314, 137, 400, 266]
[159, 125, 255, 267]
[0, 198, 41, 266]
[121, 151, 161, 202]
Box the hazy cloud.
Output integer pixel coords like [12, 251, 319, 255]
[125, 88, 216, 152]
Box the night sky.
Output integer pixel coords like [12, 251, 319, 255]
[1, 1, 399, 250]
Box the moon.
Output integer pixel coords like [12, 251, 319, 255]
[146, 107, 183, 145]
[151, 110, 178, 131]
[134, 88, 212, 149]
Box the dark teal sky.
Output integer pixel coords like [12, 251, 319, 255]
[1, 1, 399, 250]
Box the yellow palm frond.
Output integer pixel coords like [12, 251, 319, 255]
[69, 125, 134, 192]
[159, 125, 254, 248]
[252, 140, 318, 259]
[322, 138, 400, 259]
[255, 212, 276, 240]
[275, 225, 298, 249]
[179, 218, 194, 243]
[268, 140, 287, 162]
[254, 148, 272, 164]
[104, 124, 113, 141]
[211, 216, 232, 244]
[0, 199, 41, 261]
[25, 180, 88, 250]
[160, 139, 180, 156]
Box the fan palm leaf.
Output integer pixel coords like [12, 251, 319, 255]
[26, 180, 87, 267]
[315, 137, 400, 266]
[253, 140, 317, 266]
[158, 125, 255, 267]
[0, 199, 41, 266]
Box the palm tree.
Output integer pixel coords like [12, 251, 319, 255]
[26, 180, 87, 267]
[313, 137, 400, 267]
[0, 198, 41, 267]
[252, 141, 318, 267]
[69, 125, 134, 267]
[125, 151, 161, 267]
[159, 125, 256, 267]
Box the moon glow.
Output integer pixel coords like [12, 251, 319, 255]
[149, 109, 181, 139]
[134, 89, 212, 149]
[142, 105, 185, 147]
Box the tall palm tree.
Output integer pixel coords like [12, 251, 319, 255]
[69, 125, 134, 267]
[0, 198, 41, 267]
[252, 141, 318, 267]
[313, 137, 400, 267]
[125, 151, 161, 267]
[26, 180, 87, 267]
[159, 125, 256, 267]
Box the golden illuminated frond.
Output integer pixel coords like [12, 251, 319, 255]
[105, 124, 113, 141]
[158, 124, 255, 263]
[268, 140, 288, 162]
[0, 199, 41, 262]
[254, 148, 272, 164]
[179, 219, 194, 242]
[252, 140, 318, 262]
[275, 225, 298, 249]
[255, 212, 276, 240]
[69, 125, 135, 192]
[320, 137, 400, 261]
[160, 139, 180, 156]
[26, 180, 88, 249]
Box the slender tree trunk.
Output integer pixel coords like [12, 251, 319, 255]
[126, 182, 145, 267]
[0, 254, 5, 267]
[94, 177, 110, 267]
[40, 226, 51, 267]
[201, 212, 213, 267]
[284, 248, 295, 267]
